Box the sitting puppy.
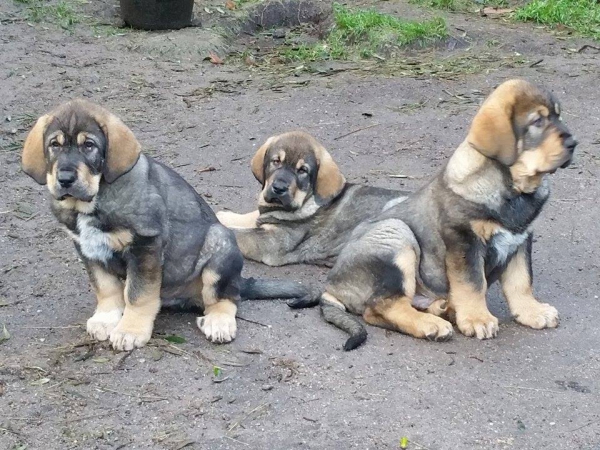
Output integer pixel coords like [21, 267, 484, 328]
[21, 99, 313, 351]
[318, 79, 577, 349]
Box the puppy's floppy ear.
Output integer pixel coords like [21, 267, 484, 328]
[94, 109, 141, 183]
[22, 114, 53, 185]
[468, 79, 523, 166]
[314, 144, 345, 200]
[251, 136, 275, 185]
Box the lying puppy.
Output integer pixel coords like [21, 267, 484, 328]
[318, 79, 577, 349]
[21, 99, 313, 351]
[217, 131, 407, 267]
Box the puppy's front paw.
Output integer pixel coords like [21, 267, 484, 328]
[456, 312, 499, 339]
[197, 313, 237, 344]
[109, 325, 152, 351]
[216, 210, 237, 228]
[514, 302, 559, 329]
[87, 309, 123, 341]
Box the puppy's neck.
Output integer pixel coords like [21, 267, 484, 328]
[53, 196, 97, 215]
[444, 140, 506, 209]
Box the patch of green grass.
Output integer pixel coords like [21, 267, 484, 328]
[515, 0, 600, 40]
[14, 0, 80, 30]
[409, 0, 507, 12]
[281, 3, 447, 62]
[234, 0, 262, 8]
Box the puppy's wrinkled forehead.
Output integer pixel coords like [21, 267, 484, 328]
[268, 133, 318, 166]
[45, 103, 105, 143]
[512, 84, 561, 119]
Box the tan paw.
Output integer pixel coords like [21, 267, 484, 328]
[457, 312, 499, 339]
[415, 315, 454, 342]
[87, 309, 123, 341]
[109, 325, 151, 351]
[514, 302, 559, 329]
[197, 313, 237, 344]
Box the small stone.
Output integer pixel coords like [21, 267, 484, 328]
[261, 384, 273, 391]
[272, 29, 286, 39]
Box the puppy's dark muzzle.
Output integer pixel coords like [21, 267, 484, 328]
[58, 168, 77, 188]
[560, 135, 578, 168]
[264, 179, 293, 206]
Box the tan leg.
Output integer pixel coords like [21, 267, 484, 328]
[109, 278, 161, 351]
[86, 264, 125, 341]
[501, 247, 558, 329]
[216, 210, 259, 229]
[197, 300, 237, 343]
[364, 247, 452, 340]
[447, 252, 498, 339]
[109, 246, 162, 352]
[195, 269, 238, 343]
[364, 296, 453, 341]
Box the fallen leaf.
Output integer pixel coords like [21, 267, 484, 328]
[173, 440, 195, 450]
[208, 52, 224, 65]
[213, 366, 222, 377]
[244, 55, 258, 66]
[0, 324, 10, 344]
[481, 7, 514, 16]
[225, 0, 236, 10]
[163, 335, 186, 344]
[30, 377, 51, 386]
[92, 357, 110, 363]
[215, 6, 225, 13]
[400, 437, 409, 449]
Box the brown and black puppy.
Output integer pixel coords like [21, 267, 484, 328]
[217, 132, 408, 269]
[318, 79, 577, 349]
[21, 99, 314, 351]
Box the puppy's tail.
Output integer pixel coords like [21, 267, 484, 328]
[320, 294, 367, 351]
[240, 277, 320, 305]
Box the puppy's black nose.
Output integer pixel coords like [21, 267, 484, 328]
[57, 168, 77, 188]
[561, 133, 578, 154]
[271, 181, 288, 195]
[566, 137, 578, 154]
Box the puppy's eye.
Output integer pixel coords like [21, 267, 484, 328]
[49, 139, 60, 149]
[297, 166, 309, 175]
[271, 157, 281, 166]
[530, 117, 544, 128]
[83, 140, 95, 151]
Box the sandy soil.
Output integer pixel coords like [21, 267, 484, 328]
[1, 0, 599, 448]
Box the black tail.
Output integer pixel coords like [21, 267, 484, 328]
[241, 277, 319, 305]
[320, 296, 367, 351]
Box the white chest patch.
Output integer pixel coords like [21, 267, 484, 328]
[490, 229, 529, 265]
[76, 215, 114, 263]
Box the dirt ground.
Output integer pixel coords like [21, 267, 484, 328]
[1, 0, 599, 448]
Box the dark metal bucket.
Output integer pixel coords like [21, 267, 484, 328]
[119, 0, 194, 30]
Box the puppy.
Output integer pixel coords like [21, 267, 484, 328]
[21, 99, 314, 351]
[217, 131, 407, 267]
[317, 79, 577, 349]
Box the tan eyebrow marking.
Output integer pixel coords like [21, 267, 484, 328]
[296, 158, 305, 170]
[55, 132, 65, 145]
[277, 150, 286, 162]
[77, 132, 87, 145]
